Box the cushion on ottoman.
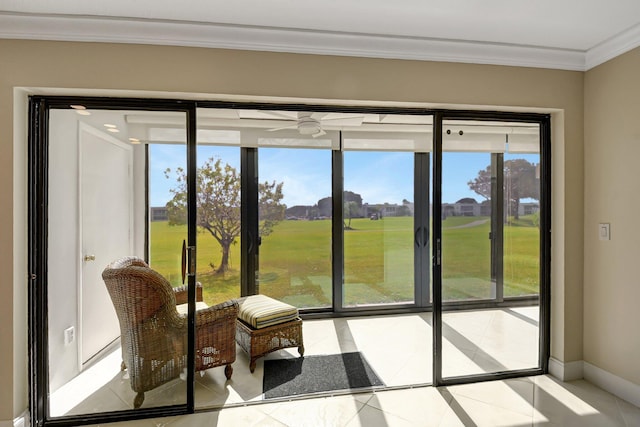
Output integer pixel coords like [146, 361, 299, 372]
[238, 294, 299, 329]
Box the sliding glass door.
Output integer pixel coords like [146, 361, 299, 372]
[192, 107, 434, 314]
[434, 115, 549, 383]
[341, 129, 431, 309]
[36, 101, 197, 424]
[256, 130, 335, 309]
[31, 98, 550, 426]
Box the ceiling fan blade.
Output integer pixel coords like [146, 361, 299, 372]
[267, 111, 300, 120]
[320, 116, 364, 127]
[310, 112, 328, 120]
[267, 124, 298, 132]
[197, 108, 240, 119]
[240, 110, 298, 121]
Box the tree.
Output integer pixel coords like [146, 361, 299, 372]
[344, 191, 363, 207]
[343, 201, 360, 229]
[317, 196, 332, 218]
[397, 205, 412, 216]
[258, 180, 286, 237]
[317, 191, 363, 219]
[165, 157, 285, 274]
[467, 158, 539, 220]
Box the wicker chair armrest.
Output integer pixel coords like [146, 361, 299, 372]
[173, 282, 203, 304]
[196, 299, 239, 326]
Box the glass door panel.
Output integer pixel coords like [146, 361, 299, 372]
[440, 119, 541, 378]
[192, 145, 242, 305]
[342, 146, 416, 308]
[47, 108, 188, 417]
[503, 150, 542, 298]
[441, 150, 493, 302]
[151, 113, 243, 308]
[189, 108, 243, 409]
[149, 141, 187, 286]
[257, 133, 334, 309]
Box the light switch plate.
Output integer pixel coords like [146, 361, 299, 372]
[64, 326, 75, 345]
[599, 223, 610, 241]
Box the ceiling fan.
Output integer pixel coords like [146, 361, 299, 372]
[267, 111, 365, 137]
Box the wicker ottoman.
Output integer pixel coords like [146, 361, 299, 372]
[235, 295, 304, 373]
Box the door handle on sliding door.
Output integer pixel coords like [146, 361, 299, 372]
[414, 227, 422, 247]
[181, 239, 196, 283]
[247, 232, 254, 254]
[181, 240, 187, 284]
[187, 246, 196, 277]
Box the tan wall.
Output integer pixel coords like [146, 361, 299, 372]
[0, 39, 585, 421]
[584, 47, 640, 385]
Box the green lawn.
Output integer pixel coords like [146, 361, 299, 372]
[149, 214, 540, 307]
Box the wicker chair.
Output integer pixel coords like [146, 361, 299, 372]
[102, 256, 238, 409]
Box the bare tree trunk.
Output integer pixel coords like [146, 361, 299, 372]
[216, 243, 230, 274]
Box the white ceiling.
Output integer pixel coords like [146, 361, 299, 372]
[1, 0, 639, 70]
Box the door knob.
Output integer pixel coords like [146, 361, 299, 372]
[84, 254, 96, 262]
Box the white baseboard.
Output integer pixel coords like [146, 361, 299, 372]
[583, 361, 640, 408]
[548, 357, 640, 407]
[548, 357, 584, 381]
[13, 415, 25, 427]
[0, 410, 28, 427]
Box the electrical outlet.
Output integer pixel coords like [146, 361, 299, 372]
[64, 326, 75, 345]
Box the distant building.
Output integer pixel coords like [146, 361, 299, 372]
[285, 205, 313, 219]
[442, 198, 538, 217]
[150, 206, 168, 221]
[362, 200, 414, 218]
[519, 203, 539, 216]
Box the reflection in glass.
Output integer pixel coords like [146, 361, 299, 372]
[503, 152, 541, 297]
[47, 109, 188, 416]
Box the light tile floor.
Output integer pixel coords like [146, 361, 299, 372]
[104, 376, 640, 426]
[52, 307, 541, 415]
[49, 306, 640, 425]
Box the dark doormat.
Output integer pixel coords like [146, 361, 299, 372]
[263, 352, 385, 399]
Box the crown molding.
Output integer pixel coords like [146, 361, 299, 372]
[0, 11, 625, 72]
[585, 23, 640, 70]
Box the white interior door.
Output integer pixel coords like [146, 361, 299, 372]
[80, 123, 133, 365]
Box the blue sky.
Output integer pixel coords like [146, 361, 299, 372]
[150, 145, 539, 207]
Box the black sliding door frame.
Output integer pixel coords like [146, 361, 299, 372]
[241, 147, 259, 297]
[490, 153, 505, 301]
[414, 153, 431, 307]
[28, 96, 49, 427]
[432, 110, 551, 387]
[28, 96, 199, 426]
[331, 141, 346, 312]
[29, 96, 551, 426]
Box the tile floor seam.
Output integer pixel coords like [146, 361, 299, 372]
[346, 400, 374, 427]
[359, 394, 420, 425]
[532, 379, 537, 422]
[475, 312, 495, 351]
[449, 387, 537, 421]
[614, 396, 628, 427]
